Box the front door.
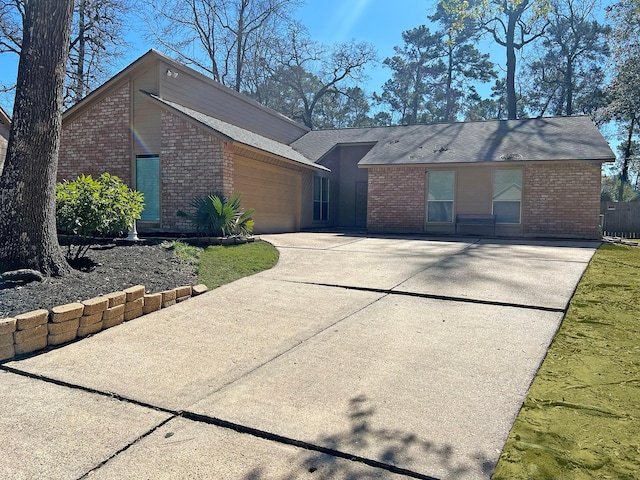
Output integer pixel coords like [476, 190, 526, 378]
[355, 181, 368, 228]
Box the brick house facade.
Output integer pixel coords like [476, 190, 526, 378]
[159, 110, 231, 231]
[522, 162, 602, 238]
[367, 167, 426, 232]
[58, 50, 614, 239]
[364, 161, 604, 238]
[59, 50, 324, 234]
[58, 83, 131, 183]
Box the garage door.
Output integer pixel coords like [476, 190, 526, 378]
[234, 156, 301, 233]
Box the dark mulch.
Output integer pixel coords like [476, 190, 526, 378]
[0, 243, 198, 319]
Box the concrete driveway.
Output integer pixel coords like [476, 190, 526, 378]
[0, 233, 598, 480]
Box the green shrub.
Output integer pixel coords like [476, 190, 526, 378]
[56, 173, 144, 259]
[177, 192, 254, 237]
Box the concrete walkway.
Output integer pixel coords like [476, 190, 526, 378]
[0, 233, 598, 479]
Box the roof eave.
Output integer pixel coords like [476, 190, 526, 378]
[143, 92, 328, 172]
[358, 157, 616, 167]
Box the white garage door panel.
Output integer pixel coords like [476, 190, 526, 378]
[234, 158, 300, 233]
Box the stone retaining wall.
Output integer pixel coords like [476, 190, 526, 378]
[0, 283, 208, 361]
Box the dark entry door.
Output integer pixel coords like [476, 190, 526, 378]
[355, 181, 368, 228]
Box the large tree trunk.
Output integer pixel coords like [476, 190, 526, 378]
[618, 115, 636, 202]
[73, 0, 88, 103]
[0, 0, 74, 276]
[565, 57, 574, 116]
[505, 11, 518, 120]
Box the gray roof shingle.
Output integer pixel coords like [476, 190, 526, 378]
[292, 116, 615, 166]
[145, 93, 328, 171]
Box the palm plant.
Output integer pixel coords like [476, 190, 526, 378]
[177, 192, 254, 237]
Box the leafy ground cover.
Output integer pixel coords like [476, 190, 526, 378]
[493, 244, 640, 479]
[197, 240, 279, 288]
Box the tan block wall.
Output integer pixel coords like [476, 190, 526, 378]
[523, 162, 603, 239]
[160, 110, 227, 230]
[58, 83, 132, 183]
[367, 166, 426, 232]
[0, 284, 208, 361]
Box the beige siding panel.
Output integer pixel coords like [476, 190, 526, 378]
[159, 62, 306, 144]
[234, 156, 301, 233]
[0, 133, 7, 166]
[133, 68, 161, 155]
[456, 166, 492, 215]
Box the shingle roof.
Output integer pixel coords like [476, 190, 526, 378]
[292, 116, 615, 166]
[145, 93, 327, 172]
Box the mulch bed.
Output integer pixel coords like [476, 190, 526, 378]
[0, 243, 197, 319]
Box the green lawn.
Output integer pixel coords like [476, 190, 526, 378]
[493, 244, 640, 479]
[197, 240, 279, 288]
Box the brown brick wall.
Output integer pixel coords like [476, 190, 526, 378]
[160, 110, 226, 230]
[522, 161, 603, 238]
[367, 166, 426, 232]
[58, 83, 131, 183]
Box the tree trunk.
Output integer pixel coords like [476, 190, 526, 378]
[618, 115, 636, 201]
[73, 0, 88, 103]
[235, 0, 246, 92]
[506, 11, 518, 120]
[565, 58, 574, 116]
[445, 46, 455, 122]
[0, 0, 74, 276]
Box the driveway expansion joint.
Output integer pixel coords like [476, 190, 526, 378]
[1, 365, 439, 480]
[180, 410, 441, 480]
[77, 415, 177, 480]
[285, 280, 567, 314]
[0, 364, 177, 415]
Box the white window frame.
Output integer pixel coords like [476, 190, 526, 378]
[427, 170, 455, 223]
[492, 169, 522, 224]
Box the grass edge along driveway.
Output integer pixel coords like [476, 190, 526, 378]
[493, 244, 640, 480]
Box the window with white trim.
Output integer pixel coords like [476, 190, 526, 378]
[313, 176, 329, 221]
[492, 169, 522, 224]
[427, 170, 455, 222]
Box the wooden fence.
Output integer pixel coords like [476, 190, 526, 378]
[601, 202, 640, 238]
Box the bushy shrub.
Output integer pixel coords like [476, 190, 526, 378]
[177, 192, 254, 237]
[56, 173, 144, 259]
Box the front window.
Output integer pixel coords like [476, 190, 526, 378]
[136, 155, 160, 222]
[427, 170, 455, 222]
[493, 169, 522, 224]
[314, 176, 329, 221]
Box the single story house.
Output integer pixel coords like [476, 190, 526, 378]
[58, 49, 615, 239]
[0, 105, 10, 167]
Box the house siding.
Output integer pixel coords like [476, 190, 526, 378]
[58, 82, 131, 183]
[367, 166, 426, 232]
[160, 110, 226, 230]
[159, 60, 307, 145]
[522, 161, 602, 239]
[0, 120, 9, 168]
[133, 67, 161, 156]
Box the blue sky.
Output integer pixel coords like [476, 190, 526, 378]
[0, 1, 489, 113]
[0, 0, 613, 116]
